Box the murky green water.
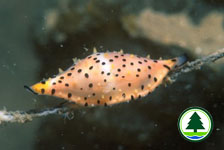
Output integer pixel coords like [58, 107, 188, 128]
[0, 0, 223, 150]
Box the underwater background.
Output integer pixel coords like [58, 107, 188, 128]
[0, 0, 223, 149]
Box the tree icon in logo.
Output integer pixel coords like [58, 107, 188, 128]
[186, 112, 205, 132]
[178, 107, 213, 142]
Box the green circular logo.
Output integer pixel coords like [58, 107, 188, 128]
[177, 107, 213, 142]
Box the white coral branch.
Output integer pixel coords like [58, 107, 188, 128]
[0, 107, 68, 124]
[0, 48, 224, 124]
[170, 48, 224, 80]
